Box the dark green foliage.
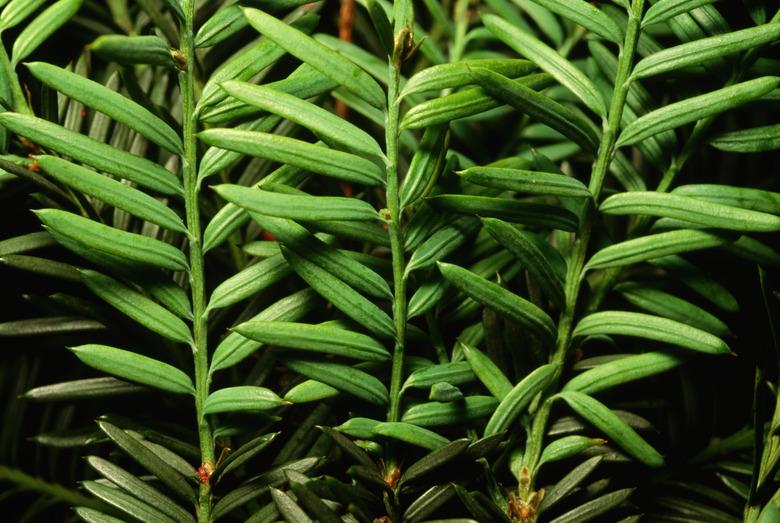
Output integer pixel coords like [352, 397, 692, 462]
[0, 1, 779, 522]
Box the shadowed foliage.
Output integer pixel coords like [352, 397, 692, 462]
[0, 1, 779, 522]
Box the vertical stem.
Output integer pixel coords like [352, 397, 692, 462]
[338, 0, 356, 42]
[179, 2, 214, 521]
[552, 0, 644, 368]
[386, 61, 406, 427]
[526, 0, 646, 487]
[336, 0, 355, 120]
